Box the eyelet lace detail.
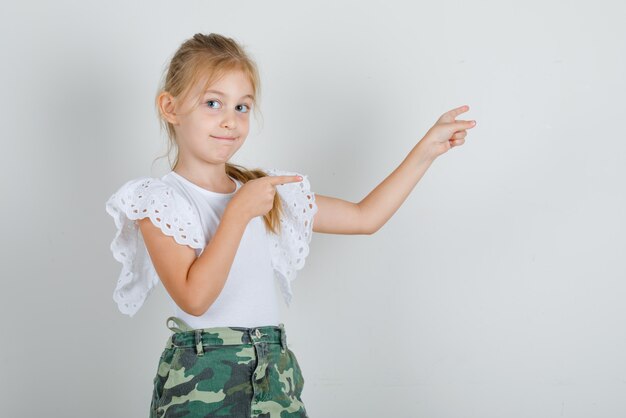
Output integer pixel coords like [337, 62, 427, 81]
[105, 177, 204, 317]
[262, 168, 318, 307]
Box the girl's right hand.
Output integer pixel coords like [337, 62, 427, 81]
[227, 175, 303, 221]
[416, 105, 476, 162]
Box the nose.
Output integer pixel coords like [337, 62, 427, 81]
[220, 109, 237, 130]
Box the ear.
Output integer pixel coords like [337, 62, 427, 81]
[157, 92, 179, 125]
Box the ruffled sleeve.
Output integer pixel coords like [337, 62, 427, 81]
[105, 177, 204, 317]
[262, 168, 318, 306]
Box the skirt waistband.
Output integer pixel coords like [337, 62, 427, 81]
[163, 316, 288, 355]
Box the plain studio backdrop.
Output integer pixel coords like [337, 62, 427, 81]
[1, 0, 624, 417]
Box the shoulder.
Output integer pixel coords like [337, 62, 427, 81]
[105, 175, 204, 248]
[107, 175, 173, 198]
[106, 176, 169, 209]
[106, 176, 193, 216]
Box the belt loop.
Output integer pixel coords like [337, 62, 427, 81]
[166, 316, 194, 333]
[279, 323, 286, 353]
[195, 329, 204, 356]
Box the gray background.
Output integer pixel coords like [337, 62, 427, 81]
[2, 0, 625, 417]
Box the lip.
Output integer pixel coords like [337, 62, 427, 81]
[211, 135, 237, 140]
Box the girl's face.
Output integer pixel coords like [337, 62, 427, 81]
[174, 70, 254, 165]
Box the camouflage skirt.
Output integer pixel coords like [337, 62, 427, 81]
[150, 316, 308, 418]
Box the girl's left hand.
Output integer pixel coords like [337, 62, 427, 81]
[416, 105, 476, 161]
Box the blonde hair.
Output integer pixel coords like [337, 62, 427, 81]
[153, 33, 284, 235]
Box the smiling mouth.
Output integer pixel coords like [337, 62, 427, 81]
[211, 135, 237, 140]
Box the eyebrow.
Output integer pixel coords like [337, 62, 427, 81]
[204, 89, 254, 100]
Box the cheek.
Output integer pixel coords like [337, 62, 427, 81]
[240, 114, 251, 127]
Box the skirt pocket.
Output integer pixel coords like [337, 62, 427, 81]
[155, 345, 255, 417]
[150, 347, 178, 415]
[286, 348, 305, 399]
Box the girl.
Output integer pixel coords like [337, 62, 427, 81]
[105, 33, 476, 418]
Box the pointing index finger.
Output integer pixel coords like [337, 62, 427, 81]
[268, 175, 303, 185]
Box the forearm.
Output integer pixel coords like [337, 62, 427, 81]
[185, 208, 249, 315]
[358, 144, 435, 234]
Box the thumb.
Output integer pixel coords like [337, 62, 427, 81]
[442, 120, 476, 134]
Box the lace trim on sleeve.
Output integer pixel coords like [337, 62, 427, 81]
[105, 177, 204, 317]
[262, 168, 318, 306]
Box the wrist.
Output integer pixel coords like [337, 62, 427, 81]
[410, 142, 436, 166]
[224, 204, 251, 224]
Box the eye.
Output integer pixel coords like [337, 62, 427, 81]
[237, 104, 251, 113]
[206, 100, 221, 109]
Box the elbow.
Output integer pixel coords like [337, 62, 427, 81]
[358, 204, 377, 235]
[359, 221, 377, 235]
[186, 298, 213, 317]
[175, 289, 206, 317]
[184, 304, 202, 317]
[185, 304, 205, 318]
[178, 298, 201, 317]
[365, 225, 379, 235]
[185, 291, 219, 317]
[176, 281, 202, 317]
[180, 271, 217, 317]
[361, 218, 379, 236]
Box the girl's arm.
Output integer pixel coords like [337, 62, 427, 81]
[312, 146, 433, 235]
[312, 106, 476, 235]
[138, 206, 249, 316]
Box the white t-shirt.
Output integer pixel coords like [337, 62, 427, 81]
[105, 167, 317, 328]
